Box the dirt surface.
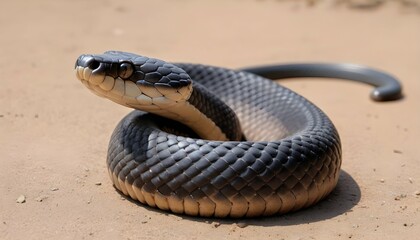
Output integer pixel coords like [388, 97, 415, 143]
[1, 0, 419, 239]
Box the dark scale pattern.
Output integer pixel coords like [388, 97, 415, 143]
[107, 64, 342, 218]
[133, 57, 191, 87]
[188, 82, 242, 141]
[89, 51, 192, 87]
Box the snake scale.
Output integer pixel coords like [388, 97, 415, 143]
[75, 51, 401, 218]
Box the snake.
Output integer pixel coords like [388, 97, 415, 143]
[74, 51, 402, 218]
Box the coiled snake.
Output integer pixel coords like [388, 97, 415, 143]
[75, 51, 401, 218]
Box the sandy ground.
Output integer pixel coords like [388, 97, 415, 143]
[0, 0, 419, 239]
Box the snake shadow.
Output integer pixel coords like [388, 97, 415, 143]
[116, 170, 360, 226]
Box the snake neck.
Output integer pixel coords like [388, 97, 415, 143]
[129, 81, 242, 141]
[155, 82, 242, 141]
[186, 82, 242, 141]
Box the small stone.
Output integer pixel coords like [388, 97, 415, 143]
[236, 222, 248, 228]
[413, 191, 420, 196]
[50, 187, 59, 191]
[380, 179, 385, 183]
[408, 178, 413, 183]
[34, 114, 38, 118]
[212, 222, 221, 228]
[393, 150, 402, 154]
[16, 195, 26, 203]
[35, 196, 48, 202]
[95, 182, 102, 186]
[141, 221, 148, 224]
[394, 194, 407, 201]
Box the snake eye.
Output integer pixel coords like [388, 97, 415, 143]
[118, 62, 134, 79]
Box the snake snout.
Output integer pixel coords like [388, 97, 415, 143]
[75, 55, 106, 85]
[76, 55, 101, 71]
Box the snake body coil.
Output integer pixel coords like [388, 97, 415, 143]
[75, 51, 401, 218]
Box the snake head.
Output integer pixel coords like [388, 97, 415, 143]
[75, 51, 193, 109]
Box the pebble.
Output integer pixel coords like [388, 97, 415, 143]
[212, 222, 221, 228]
[394, 194, 407, 201]
[35, 196, 48, 202]
[408, 178, 413, 183]
[393, 149, 403, 154]
[95, 182, 102, 186]
[236, 222, 248, 228]
[413, 191, 420, 196]
[16, 195, 26, 203]
[380, 179, 385, 183]
[50, 187, 59, 191]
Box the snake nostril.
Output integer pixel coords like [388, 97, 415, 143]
[89, 60, 100, 70]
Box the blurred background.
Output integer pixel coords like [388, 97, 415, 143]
[0, 0, 419, 239]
